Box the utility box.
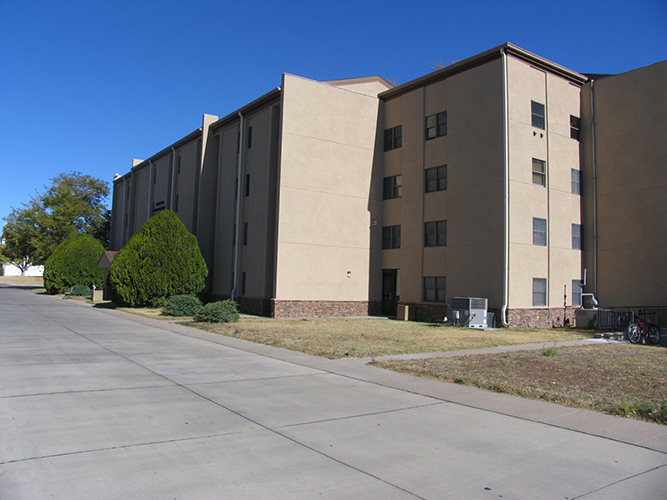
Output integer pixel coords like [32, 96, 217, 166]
[397, 305, 410, 321]
[448, 297, 488, 328]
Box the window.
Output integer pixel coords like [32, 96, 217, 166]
[571, 169, 581, 195]
[533, 218, 547, 246]
[177, 157, 181, 174]
[245, 174, 250, 197]
[383, 175, 402, 200]
[424, 220, 447, 247]
[572, 279, 582, 306]
[425, 111, 447, 140]
[425, 165, 447, 192]
[243, 222, 248, 246]
[423, 276, 446, 303]
[174, 194, 179, 213]
[241, 272, 246, 296]
[570, 115, 580, 140]
[153, 169, 157, 184]
[533, 278, 547, 306]
[384, 125, 402, 151]
[532, 159, 546, 187]
[247, 126, 252, 149]
[382, 225, 401, 249]
[572, 224, 582, 250]
[531, 101, 545, 130]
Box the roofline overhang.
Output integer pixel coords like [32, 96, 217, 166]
[210, 87, 282, 132]
[380, 42, 588, 100]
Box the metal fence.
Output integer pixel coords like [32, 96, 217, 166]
[592, 306, 667, 331]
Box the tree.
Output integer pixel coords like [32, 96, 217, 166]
[43, 234, 105, 294]
[2, 172, 110, 266]
[109, 211, 208, 307]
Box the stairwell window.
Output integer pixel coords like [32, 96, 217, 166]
[570, 115, 580, 140]
[533, 278, 547, 306]
[533, 218, 547, 246]
[571, 169, 581, 195]
[572, 224, 582, 250]
[532, 159, 546, 187]
[425, 111, 447, 140]
[384, 125, 402, 151]
[531, 101, 545, 130]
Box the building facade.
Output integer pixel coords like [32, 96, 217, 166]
[110, 43, 666, 327]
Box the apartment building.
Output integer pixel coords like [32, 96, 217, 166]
[110, 43, 666, 327]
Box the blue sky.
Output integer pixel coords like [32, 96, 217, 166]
[1, 0, 666, 229]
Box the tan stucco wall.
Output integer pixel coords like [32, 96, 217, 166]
[582, 60, 667, 306]
[507, 56, 582, 308]
[380, 58, 506, 309]
[275, 74, 381, 301]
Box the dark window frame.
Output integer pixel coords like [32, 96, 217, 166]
[425, 111, 447, 140]
[531, 101, 545, 130]
[424, 220, 447, 247]
[384, 125, 402, 151]
[382, 225, 401, 250]
[383, 175, 402, 200]
[533, 278, 547, 306]
[532, 158, 546, 187]
[570, 115, 580, 140]
[423, 276, 446, 303]
[243, 222, 248, 246]
[571, 169, 581, 195]
[572, 223, 582, 250]
[533, 218, 547, 246]
[425, 165, 447, 193]
[572, 279, 582, 306]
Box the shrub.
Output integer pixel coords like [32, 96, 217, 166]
[70, 284, 91, 296]
[162, 295, 203, 317]
[194, 300, 239, 323]
[43, 234, 105, 294]
[109, 211, 208, 307]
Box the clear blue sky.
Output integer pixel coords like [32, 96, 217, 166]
[1, 0, 665, 229]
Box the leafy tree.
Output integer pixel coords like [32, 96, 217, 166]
[2, 172, 110, 266]
[43, 234, 105, 294]
[109, 211, 208, 307]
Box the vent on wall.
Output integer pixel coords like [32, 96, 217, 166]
[153, 200, 165, 214]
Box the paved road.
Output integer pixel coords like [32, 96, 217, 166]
[1, 286, 666, 499]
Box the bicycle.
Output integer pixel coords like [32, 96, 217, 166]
[626, 311, 661, 345]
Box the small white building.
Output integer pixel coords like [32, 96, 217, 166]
[2, 263, 44, 277]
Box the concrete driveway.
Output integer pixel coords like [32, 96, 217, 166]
[1, 286, 666, 499]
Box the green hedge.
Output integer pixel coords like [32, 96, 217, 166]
[43, 234, 104, 294]
[194, 300, 239, 323]
[162, 295, 203, 317]
[109, 211, 208, 307]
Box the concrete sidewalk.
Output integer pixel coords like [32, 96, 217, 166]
[1, 286, 666, 499]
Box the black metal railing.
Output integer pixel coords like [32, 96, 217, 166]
[591, 306, 667, 331]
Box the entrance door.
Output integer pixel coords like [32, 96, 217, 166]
[382, 269, 398, 316]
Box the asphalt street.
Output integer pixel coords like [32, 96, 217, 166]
[1, 286, 666, 499]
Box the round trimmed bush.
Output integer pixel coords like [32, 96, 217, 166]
[109, 211, 208, 307]
[43, 234, 105, 295]
[162, 295, 203, 317]
[70, 284, 91, 296]
[194, 300, 239, 323]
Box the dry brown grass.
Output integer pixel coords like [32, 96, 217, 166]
[0, 276, 44, 286]
[375, 343, 667, 424]
[192, 318, 592, 359]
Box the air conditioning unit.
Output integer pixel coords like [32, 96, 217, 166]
[448, 297, 488, 329]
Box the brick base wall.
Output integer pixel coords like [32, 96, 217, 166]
[271, 300, 381, 319]
[506, 307, 577, 329]
[400, 303, 448, 323]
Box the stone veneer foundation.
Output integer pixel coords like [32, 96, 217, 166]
[507, 307, 577, 329]
[271, 300, 381, 319]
